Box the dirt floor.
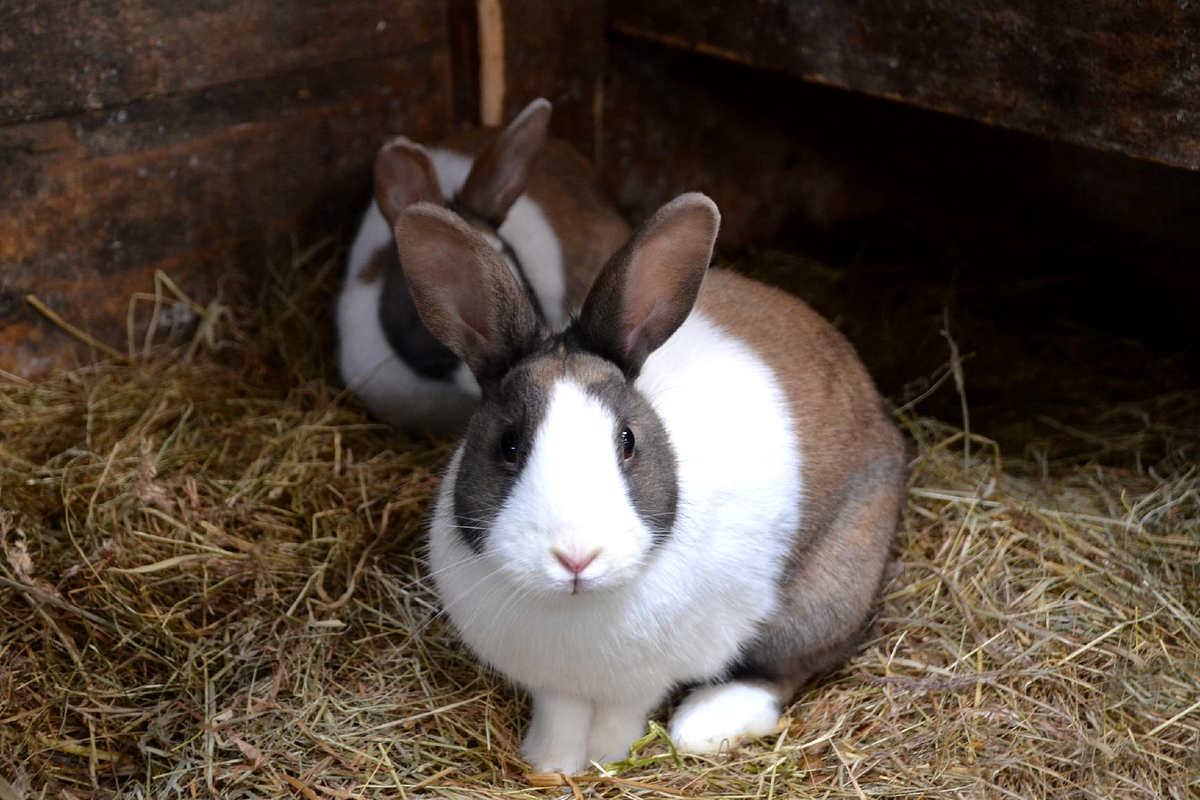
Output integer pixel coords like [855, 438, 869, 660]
[1, 241, 1197, 799]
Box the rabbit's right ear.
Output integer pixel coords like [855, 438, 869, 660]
[394, 204, 543, 384]
[575, 193, 720, 377]
[457, 98, 551, 224]
[375, 138, 444, 225]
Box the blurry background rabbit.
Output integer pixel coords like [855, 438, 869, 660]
[337, 98, 629, 433]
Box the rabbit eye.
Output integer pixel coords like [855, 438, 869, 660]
[620, 426, 635, 460]
[499, 429, 520, 464]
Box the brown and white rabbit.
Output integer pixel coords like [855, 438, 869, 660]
[393, 193, 907, 773]
[337, 98, 629, 432]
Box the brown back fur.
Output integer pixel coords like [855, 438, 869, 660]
[696, 269, 908, 695]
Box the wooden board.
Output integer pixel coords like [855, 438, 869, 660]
[600, 36, 1200, 414]
[609, 0, 1200, 171]
[1, 9, 449, 377]
[1, 0, 446, 123]
[601, 37, 1200, 278]
[599, 38, 877, 250]
[447, 0, 483, 129]
[497, 0, 605, 162]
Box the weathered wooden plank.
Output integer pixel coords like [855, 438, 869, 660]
[476, 0, 605, 160]
[601, 36, 1200, 274]
[601, 37, 1200, 415]
[440, 0, 607, 156]
[447, 0, 482, 128]
[0, 0, 445, 123]
[0, 49, 450, 377]
[609, 0, 1200, 171]
[599, 38, 876, 251]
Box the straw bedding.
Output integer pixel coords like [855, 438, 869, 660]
[1, 244, 1197, 799]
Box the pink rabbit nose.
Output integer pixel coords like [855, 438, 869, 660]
[553, 548, 600, 576]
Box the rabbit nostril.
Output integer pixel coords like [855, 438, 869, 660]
[553, 549, 600, 576]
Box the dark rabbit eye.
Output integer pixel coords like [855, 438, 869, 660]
[499, 429, 520, 464]
[620, 426, 636, 460]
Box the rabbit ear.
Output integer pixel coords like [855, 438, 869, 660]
[374, 138, 444, 225]
[457, 98, 551, 224]
[394, 203, 544, 384]
[575, 193, 720, 377]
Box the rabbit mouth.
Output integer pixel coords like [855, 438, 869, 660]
[539, 561, 640, 597]
[563, 575, 593, 596]
[546, 577, 625, 599]
[540, 570, 602, 596]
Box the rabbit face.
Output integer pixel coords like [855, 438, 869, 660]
[451, 349, 678, 596]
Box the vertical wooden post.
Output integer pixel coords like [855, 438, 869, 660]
[477, 0, 507, 126]
[449, 0, 607, 160]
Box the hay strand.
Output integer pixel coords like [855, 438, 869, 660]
[24, 295, 124, 360]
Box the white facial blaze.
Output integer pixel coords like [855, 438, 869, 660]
[491, 379, 650, 592]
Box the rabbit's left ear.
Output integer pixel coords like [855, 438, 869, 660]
[394, 203, 545, 385]
[574, 193, 720, 377]
[374, 138, 443, 225]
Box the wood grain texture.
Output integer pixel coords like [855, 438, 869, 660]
[447, 0, 482, 128]
[600, 38, 876, 251]
[609, 0, 1200, 171]
[1, 48, 450, 377]
[1, 0, 446, 123]
[499, 0, 605, 161]
[600, 37, 1200, 426]
[601, 37, 1200, 275]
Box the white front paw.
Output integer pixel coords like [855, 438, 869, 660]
[585, 728, 634, 767]
[587, 696, 659, 766]
[669, 682, 782, 754]
[522, 691, 592, 774]
[522, 736, 589, 775]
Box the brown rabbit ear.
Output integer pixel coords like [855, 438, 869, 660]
[394, 203, 544, 384]
[575, 193, 720, 377]
[457, 98, 551, 224]
[374, 138, 444, 225]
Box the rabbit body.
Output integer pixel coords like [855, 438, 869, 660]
[396, 195, 907, 773]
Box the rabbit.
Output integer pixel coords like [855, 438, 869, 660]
[392, 193, 908, 774]
[337, 98, 629, 433]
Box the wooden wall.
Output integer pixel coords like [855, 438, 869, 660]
[1, 0, 451, 377]
[448, 0, 605, 159]
[3, 0, 1199, 379]
[596, 32, 1200, 423]
[609, 0, 1200, 172]
[599, 35, 1200, 270]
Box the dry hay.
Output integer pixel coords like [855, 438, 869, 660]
[1, 244, 1198, 799]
